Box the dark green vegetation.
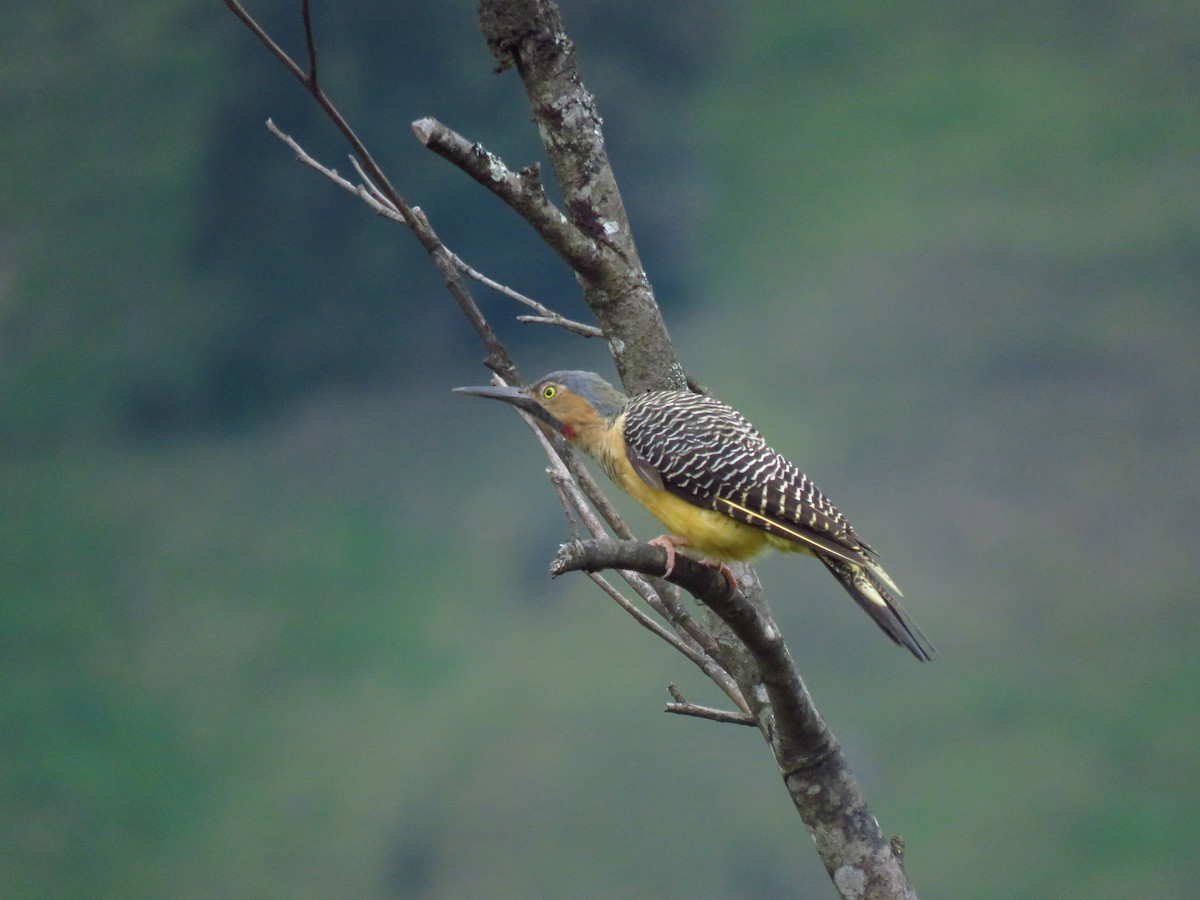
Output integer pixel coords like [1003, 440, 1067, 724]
[2, 1, 1196, 897]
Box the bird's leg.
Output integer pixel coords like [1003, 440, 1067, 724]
[648, 534, 689, 577]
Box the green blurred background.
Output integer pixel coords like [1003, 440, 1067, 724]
[2, 1, 1197, 897]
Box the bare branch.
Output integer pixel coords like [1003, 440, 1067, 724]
[551, 537, 916, 898]
[476, 0, 681, 394]
[545, 529, 747, 709]
[301, 0, 319, 87]
[515, 315, 602, 337]
[259, 118, 517, 381]
[266, 120, 398, 221]
[347, 155, 398, 214]
[225, 0, 522, 386]
[665, 684, 756, 727]
[665, 703, 758, 726]
[412, 117, 607, 280]
[449, 255, 603, 338]
[543, 462, 746, 708]
[224, 0, 310, 86]
[552, 537, 832, 766]
[267, 123, 598, 343]
[584, 572, 709, 669]
[224, 0, 398, 210]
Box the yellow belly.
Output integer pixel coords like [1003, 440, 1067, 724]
[641, 492, 770, 561]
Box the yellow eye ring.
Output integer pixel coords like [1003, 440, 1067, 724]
[542, 385, 557, 399]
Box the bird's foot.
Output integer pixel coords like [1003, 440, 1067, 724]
[699, 558, 739, 594]
[648, 535, 689, 577]
[648, 538, 738, 595]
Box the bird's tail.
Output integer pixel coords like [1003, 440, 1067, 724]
[818, 555, 937, 662]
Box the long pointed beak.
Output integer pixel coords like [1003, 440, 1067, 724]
[453, 384, 563, 431]
[453, 384, 531, 407]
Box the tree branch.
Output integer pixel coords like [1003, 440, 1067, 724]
[224, 0, 522, 387]
[553, 538, 917, 898]
[301, 0, 319, 88]
[411, 117, 607, 281]
[448, 255, 603, 339]
[475, 0, 682, 394]
[264, 120, 599, 341]
[666, 684, 755, 726]
[665, 702, 757, 727]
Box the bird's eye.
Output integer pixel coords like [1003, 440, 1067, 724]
[542, 385, 557, 400]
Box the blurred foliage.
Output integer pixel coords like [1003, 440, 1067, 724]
[1, 0, 1198, 897]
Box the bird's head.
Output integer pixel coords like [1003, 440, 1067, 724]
[454, 370, 627, 444]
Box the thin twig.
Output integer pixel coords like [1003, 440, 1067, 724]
[666, 703, 757, 726]
[267, 120, 400, 220]
[280, 133, 595, 344]
[545, 467, 584, 544]
[225, 0, 406, 219]
[224, 0, 309, 86]
[530, 425, 632, 544]
[348, 155, 399, 215]
[514, 314, 602, 338]
[301, 0, 319, 88]
[450, 257, 603, 338]
[665, 684, 754, 726]
[586, 572, 709, 669]
[225, 0, 521, 385]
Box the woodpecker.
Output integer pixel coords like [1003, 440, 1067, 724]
[456, 371, 935, 661]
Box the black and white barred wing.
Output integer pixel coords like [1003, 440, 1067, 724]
[622, 391, 873, 568]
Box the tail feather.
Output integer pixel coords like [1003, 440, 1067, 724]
[819, 555, 937, 662]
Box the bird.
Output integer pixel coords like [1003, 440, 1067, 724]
[455, 370, 935, 661]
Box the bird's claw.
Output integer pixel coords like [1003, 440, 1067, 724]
[701, 559, 739, 595]
[649, 535, 688, 577]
